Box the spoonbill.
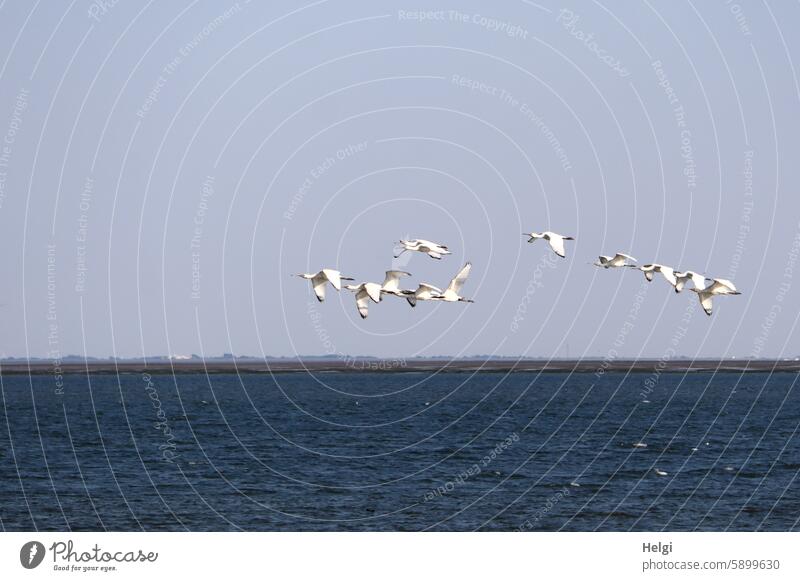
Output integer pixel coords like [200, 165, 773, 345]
[594, 253, 637, 268]
[689, 278, 742, 316]
[344, 282, 383, 319]
[674, 270, 707, 293]
[294, 269, 354, 301]
[394, 239, 451, 260]
[636, 263, 678, 287]
[523, 231, 575, 258]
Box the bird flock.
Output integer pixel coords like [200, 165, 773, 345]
[295, 239, 473, 319]
[526, 230, 741, 315]
[296, 231, 741, 319]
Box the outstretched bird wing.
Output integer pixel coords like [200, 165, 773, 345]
[321, 269, 342, 290]
[712, 278, 738, 293]
[689, 272, 707, 290]
[311, 273, 327, 301]
[547, 235, 567, 258]
[364, 282, 382, 303]
[416, 283, 443, 300]
[355, 288, 371, 319]
[660, 266, 677, 287]
[382, 270, 410, 291]
[698, 291, 714, 316]
[446, 262, 472, 295]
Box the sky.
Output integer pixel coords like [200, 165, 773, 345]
[0, 0, 798, 360]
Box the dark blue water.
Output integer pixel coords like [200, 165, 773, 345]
[1, 371, 798, 531]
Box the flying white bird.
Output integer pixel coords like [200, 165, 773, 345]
[440, 262, 475, 302]
[405, 263, 475, 306]
[295, 269, 354, 301]
[594, 253, 637, 268]
[523, 231, 575, 258]
[380, 270, 413, 297]
[394, 239, 451, 260]
[689, 278, 742, 316]
[674, 270, 707, 293]
[344, 282, 383, 319]
[636, 263, 678, 287]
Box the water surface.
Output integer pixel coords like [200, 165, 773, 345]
[1, 371, 798, 531]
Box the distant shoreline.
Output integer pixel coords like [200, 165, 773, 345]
[1, 358, 797, 374]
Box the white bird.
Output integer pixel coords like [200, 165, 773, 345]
[440, 262, 474, 303]
[654, 468, 668, 476]
[636, 263, 677, 287]
[594, 253, 637, 268]
[406, 283, 444, 307]
[344, 282, 383, 319]
[674, 270, 707, 293]
[394, 239, 451, 260]
[380, 270, 413, 298]
[523, 231, 575, 258]
[689, 278, 741, 316]
[295, 269, 354, 301]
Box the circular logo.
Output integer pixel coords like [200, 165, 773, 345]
[20, 541, 45, 569]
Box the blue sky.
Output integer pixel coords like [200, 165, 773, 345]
[0, 0, 798, 359]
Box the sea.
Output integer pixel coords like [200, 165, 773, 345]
[1, 371, 798, 531]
